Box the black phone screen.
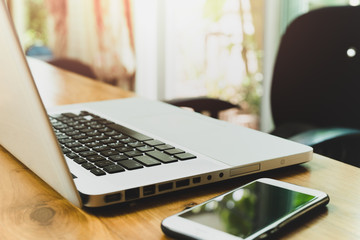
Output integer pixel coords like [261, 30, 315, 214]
[180, 181, 315, 238]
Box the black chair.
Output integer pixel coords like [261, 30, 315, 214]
[165, 97, 239, 119]
[47, 58, 98, 80]
[270, 6, 360, 167]
[166, 6, 360, 167]
[26, 45, 98, 80]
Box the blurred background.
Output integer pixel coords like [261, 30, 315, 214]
[6, 0, 358, 131]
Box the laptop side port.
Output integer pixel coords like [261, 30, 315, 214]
[193, 177, 201, 184]
[143, 185, 156, 196]
[125, 188, 140, 201]
[158, 182, 173, 192]
[176, 179, 190, 188]
[105, 193, 122, 203]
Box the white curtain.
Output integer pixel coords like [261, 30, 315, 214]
[46, 0, 136, 90]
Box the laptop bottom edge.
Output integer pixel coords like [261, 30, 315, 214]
[80, 153, 311, 207]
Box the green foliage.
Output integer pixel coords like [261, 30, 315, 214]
[239, 74, 262, 115]
[205, 72, 262, 115]
[309, 0, 350, 9]
[24, 0, 48, 49]
[202, 0, 263, 115]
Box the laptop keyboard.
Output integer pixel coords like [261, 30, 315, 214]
[49, 111, 196, 176]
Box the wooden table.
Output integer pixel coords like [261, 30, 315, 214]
[1, 58, 359, 239]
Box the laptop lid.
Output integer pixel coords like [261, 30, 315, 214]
[0, 0, 81, 207]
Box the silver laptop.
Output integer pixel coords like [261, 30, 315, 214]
[0, 1, 312, 208]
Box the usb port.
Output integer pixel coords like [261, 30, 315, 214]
[176, 179, 190, 188]
[158, 182, 173, 192]
[143, 185, 156, 196]
[193, 177, 201, 184]
[105, 193, 122, 203]
[125, 188, 140, 200]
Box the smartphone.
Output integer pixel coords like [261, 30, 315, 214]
[161, 178, 329, 240]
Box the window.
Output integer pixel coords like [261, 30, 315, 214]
[135, 0, 264, 129]
[12, 0, 358, 130]
[165, 0, 264, 113]
[9, 0, 47, 51]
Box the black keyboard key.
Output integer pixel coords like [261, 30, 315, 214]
[137, 145, 154, 152]
[73, 124, 86, 130]
[104, 130, 118, 136]
[79, 150, 98, 157]
[86, 131, 101, 137]
[79, 137, 96, 143]
[128, 141, 145, 148]
[108, 142, 124, 148]
[90, 168, 106, 176]
[134, 155, 161, 167]
[100, 138, 117, 144]
[66, 152, 78, 159]
[109, 154, 128, 162]
[57, 134, 70, 140]
[62, 112, 78, 118]
[59, 138, 74, 144]
[65, 130, 80, 136]
[175, 153, 196, 160]
[49, 119, 59, 125]
[63, 119, 74, 124]
[73, 157, 87, 164]
[87, 155, 106, 162]
[124, 150, 143, 157]
[80, 128, 93, 133]
[62, 147, 71, 154]
[144, 139, 164, 146]
[92, 145, 110, 152]
[146, 150, 177, 163]
[51, 114, 67, 120]
[113, 134, 127, 140]
[165, 148, 185, 155]
[85, 141, 101, 148]
[98, 127, 111, 133]
[79, 111, 91, 116]
[118, 159, 143, 170]
[53, 124, 68, 130]
[91, 124, 105, 130]
[82, 162, 96, 170]
[95, 160, 113, 168]
[120, 137, 136, 144]
[116, 146, 133, 153]
[104, 165, 125, 174]
[72, 146, 89, 152]
[155, 144, 174, 151]
[86, 121, 98, 127]
[93, 135, 108, 140]
[72, 133, 87, 140]
[100, 150, 119, 157]
[65, 142, 82, 148]
[62, 127, 74, 133]
[107, 123, 152, 141]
